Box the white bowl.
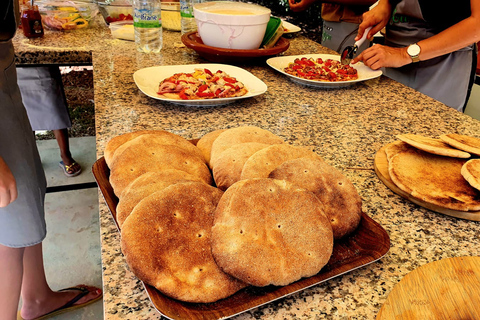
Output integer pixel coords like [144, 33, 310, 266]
[193, 1, 271, 50]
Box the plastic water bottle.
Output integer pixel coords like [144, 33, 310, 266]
[180, 0, 202, 34]
[132, 0, 163, 53]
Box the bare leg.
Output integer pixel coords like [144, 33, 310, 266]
[53, 129, 81, 175]
[0, 244, 24, 320]
[19, 243, 102, 320]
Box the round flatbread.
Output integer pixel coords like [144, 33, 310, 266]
[461, 159, 480, 192]
[109, 132, 205, 169]
[240, 144, 323, 180]
[211, 178, 333, 287]
[210, 126, 284, 168]
[440, 134, 480, 157]
[121, 182, 246, 303]
[396, 134, 470, 158]
[388, 147, 480, 211]
[269, 157, 362, 239]
[196, 129, 227, 169]
[116, 170, 204, 228]
[212, 142, 269, 191]
[109, 143, 212, 197]
[384, 141, 413, 162]
[104, 130, 159, 167]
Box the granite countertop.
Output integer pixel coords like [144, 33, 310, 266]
[14, 25, 480, 320]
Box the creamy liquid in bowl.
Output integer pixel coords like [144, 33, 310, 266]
[206, 9, 256, 15]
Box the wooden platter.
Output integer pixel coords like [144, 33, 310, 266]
[374, 143, 480, 221]
[93, 156, 390, 320]
[181, 31, 290, 64]
[377, 256, 480, 319]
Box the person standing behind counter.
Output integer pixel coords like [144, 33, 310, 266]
[352, 0, 480, 112]
[288, 0, 377, 54]
[16, 66, 82, 177]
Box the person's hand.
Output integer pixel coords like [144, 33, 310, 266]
[288, 0, 317, 12]
[355, 0, 392, 42]
[352, 44, 411, 69]
[0, 157, 17, 208]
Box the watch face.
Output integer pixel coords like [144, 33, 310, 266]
[408, 44, 420, 56]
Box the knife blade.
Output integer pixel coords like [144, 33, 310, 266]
[340, 26, 372, 65]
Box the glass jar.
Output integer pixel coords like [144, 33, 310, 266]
[161, 1, 181, 31]
[21, 4, 44, 38]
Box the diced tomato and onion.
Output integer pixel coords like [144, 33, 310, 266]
[284, 58, 358, 82]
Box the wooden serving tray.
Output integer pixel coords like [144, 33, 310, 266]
[374, 143, 480, 221]
[93, 156, 390, 320]
[377, 256, 480, 319]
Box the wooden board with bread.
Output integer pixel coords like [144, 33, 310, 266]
[93, 126, 390, 319]
[375, 134, 480, 221]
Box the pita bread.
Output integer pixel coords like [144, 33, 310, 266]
[384, 141, 414, 162]
[109, 144, 212, 197]
[388, 147, 480, 211]
[461, 159, 480, 192]
[121, 182, 246, 303]
[240, 144, 323, 180]
[396, 134, 470, 158]
[269, 157, 362, 239]
[440, 134, 480, 156]
[116, 170, 203, 228]
[210, 126, 284, 167]
[212, 142, 269, 190]
[104, 130, 161, 167]
[109, 133, 205, 169]
[211, 178, 333, 287]
[196, 129, 227, 168]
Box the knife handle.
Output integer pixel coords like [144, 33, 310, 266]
[355, 26, 372, 47]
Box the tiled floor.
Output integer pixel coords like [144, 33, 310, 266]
[19, 136, 104, 320]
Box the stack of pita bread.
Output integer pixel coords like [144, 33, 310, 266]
[385, 133, 480, 212]
[104, 126, 364, 303]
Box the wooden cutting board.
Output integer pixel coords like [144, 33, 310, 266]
[374, 144, 480, 221]
[377, 256, 480, 319]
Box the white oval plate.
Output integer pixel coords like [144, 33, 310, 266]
[281, 20, 301, 34]
[133, 64, 268, 106]
[266, 54, 382, 88]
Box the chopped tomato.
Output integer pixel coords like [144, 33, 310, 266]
[179, 89, 189, 100]
[204, 68, 213, 76]
[223, 77, 237, 84]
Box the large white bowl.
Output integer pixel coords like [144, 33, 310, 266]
[193, 1, 271, 50]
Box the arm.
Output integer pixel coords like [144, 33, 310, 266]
[0, 156, 17, 208]
[288, 0, 376, 13]
[353, 0, 480, 69]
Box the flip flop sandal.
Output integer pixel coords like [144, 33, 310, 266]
[17, 285, 103, 320]
[59, 161, 82, 177]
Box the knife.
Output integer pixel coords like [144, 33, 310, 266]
[340, 26, 372, 65]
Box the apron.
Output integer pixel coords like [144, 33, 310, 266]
[0, 0, 47, 248]
[384, 0, 474, 112]
[16, 66, 72, 131]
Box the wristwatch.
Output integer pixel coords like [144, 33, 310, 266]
[407, 43, 421, 63]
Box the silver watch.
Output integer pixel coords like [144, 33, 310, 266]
[407, 43, 421, 63]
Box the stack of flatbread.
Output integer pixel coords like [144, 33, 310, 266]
[384, 133, 480, 212]
[104, 126, 364, 303]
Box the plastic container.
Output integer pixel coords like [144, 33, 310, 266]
[109, 20, 134, 41]
[161, 1, 181, 31]
[180, 0, 202, 34]
[261, 16, 284, 49]
[193, 1, 271, 50]
[38, 0, 97, 31]
[132, 0, 163, 53]
[98, 2, 133, 25]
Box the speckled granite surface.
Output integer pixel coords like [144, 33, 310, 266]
[14, 26, 480, 320]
